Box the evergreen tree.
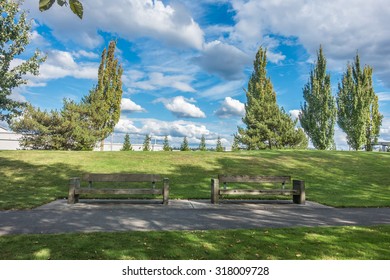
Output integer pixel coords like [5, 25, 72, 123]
[163, 136, 171, 151]
[337, 54, 383, 151]
[1, 0, 46, 124]
[143, 135, 151, 151]
[121, 133, 132, 151]
[11, 101, 98, 151]
[231, 135, 240, 151]
[299, 46, 336, 150]
[237, 47, 307, 149]
[216, 136, 224, 152]
[199, 134, 207, 151]
[180, 137, 190, 151]
[83, 41, 123, 150]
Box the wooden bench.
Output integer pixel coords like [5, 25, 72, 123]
[68, 173, 169, 205]
[211, 175, 305, 204]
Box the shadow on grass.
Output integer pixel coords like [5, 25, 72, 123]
[0, 156, 85, 210]
[0, 225, 389, 260]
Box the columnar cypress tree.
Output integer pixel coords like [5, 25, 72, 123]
[163, 136, 171, 151]
[216, 136, 224, 152]
[199, 134, 207, 151]
[121, 133, 132, 151]
[143, 135, 151, 151]
[231, 135, 240, 151]
[337, 54, 383, 151]
[237, 47, 307, 149]
[299, 46, 336, 150]
[83, 41, 123, 150]
[180, 136, 190, 151]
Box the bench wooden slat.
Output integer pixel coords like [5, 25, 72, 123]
[82, 173, 161, 182]
[76, 188, 163, 195]
[219, 189, 299, 195]
[218, 175, 291, 183]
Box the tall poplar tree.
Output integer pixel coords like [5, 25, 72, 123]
[299, 46, 336, 150]
[1, 0, 45, 123]
[83, 41, 123, 150]
[237, 47, 307, 149]
[337, 54, 382, 151]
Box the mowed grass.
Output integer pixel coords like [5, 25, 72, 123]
[0, 150, 389, 209]
[0, 226, 389, 260]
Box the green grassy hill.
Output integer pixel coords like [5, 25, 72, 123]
[0, 150, 389, 209]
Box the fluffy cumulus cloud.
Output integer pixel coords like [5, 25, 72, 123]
[194, 40, 251, 80]
[115, 118, 210, 138]
[155, 96, 206, 118]
[215, 97, 245, 118]
[23, 0, 204, 50]
[289, 109, 301, 120]
[231, 0, 390, 86]
[120, 98, 145, 113]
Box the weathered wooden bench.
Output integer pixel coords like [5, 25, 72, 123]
[211, 175, 305, 204]
[68, 173, 169, 205]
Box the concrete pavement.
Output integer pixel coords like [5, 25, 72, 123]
[0, 199, 389, 236]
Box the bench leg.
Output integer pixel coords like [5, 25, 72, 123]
[163, 178, 169, 205]
[211, 178, 220, 204]
[68, 178, 80, 204]
[293, 180, 305, 204]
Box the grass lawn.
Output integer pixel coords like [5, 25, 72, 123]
[0, 225, 389, 260]
[0, 150, 389, 209]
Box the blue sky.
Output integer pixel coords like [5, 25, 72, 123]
[9, 0, 390, 149]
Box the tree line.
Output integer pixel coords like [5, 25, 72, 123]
[121, 134, 226, 152]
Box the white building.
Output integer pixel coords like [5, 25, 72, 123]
[0, 126, 23, 150]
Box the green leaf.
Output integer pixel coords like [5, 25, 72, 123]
[56, 0, 67, 7]
[39, 0, 56, 11]
[69, 0, 83, 19]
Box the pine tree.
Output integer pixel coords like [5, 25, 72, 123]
[199, 134, 207, 151]
[121, 133, 132, 151]
[143, 135, 151, 151]
[216, 136, 224, 152]
[231, 135, 240, 151]
[83, 41, 123, 150]
[337, 54, 383, 151]
[1, 0, 46, 124]
[163, 136, 171, 151]
[180, 137, 190, 151]
[299, 46, 336, 150]
[237, 47, 307, 149]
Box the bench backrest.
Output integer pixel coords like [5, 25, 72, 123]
[82, 173, 161, 182]
[218, 175, 291, 184]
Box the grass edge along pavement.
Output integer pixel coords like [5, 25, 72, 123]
[0, 150, 389, 209]
[0, 225, 389, 260]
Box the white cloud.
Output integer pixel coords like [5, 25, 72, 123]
[289, 109, 301, 120]
[120, 98, 145, 113]
[215, 97, 245, 118]
[72, 50, 99, 59]
[115, 118, 210, 138]
[378, 92, 390, 102]
[23, 0, 204, 50]
[194, 40, 250, 80]
[35, 50, 98, 81]
[231, 0, 390, 86]
[125, 71, 196, 93]
[155, 96, 206, 118]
